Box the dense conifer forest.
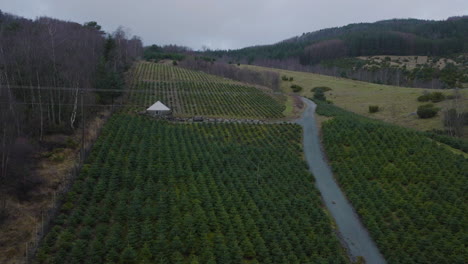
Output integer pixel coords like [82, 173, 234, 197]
[204, 17, 468, 89]
[209, 17, 468, 63]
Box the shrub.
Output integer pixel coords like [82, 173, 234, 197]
[312, 86, 332, 92]
[43, 148, 66, 161]
[369, 105, 379, 113]
[430, 92, 445, 102]
[48, 148, 65, 161]
[417, 94, 431, 102]
[417, 104, 439, 119]
[172, 60, 178, 66]
[313, 89, 326, 101]
[289, 77, 293, 81]
[417, 92, 445, 103]
[281, 75, 288, 81]
[66, 138, 78, 149]
[312, 86, 332, 101]
[50, 153, 65, 162]
[290, 84, 302, 93]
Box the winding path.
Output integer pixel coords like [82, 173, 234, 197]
[296, 98, 386, 264]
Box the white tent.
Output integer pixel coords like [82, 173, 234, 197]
[147, 101, 171, 116]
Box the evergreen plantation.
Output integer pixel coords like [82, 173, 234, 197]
[129, 63, 285, 119]
[30, 61, 468, 264]
[35, 116, 348, 264]
[0, 8, 466, 264]
[316, 101, 467, 263]
[34, 63, 348, 263]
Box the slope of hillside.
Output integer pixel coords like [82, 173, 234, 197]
[0, 11, 142, 264]
[34, 101, 349, 263]
[129, 62, 287, 119]
[210, 17, 468, 63]
[243, 64, 468, 136]
[319, 54, 468, 89]
[316, 102, 467, 263]
[205, 17, 468, 89]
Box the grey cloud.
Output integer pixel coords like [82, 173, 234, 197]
[1, 0, 467, 50]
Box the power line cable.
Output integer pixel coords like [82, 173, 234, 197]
[0, 84, 286, 95]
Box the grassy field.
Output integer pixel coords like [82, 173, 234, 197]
[243, 65, 468, 135]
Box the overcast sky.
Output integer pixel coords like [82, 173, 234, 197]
[1, 0, 467, 50]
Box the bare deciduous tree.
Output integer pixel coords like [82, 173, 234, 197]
[179, 58, 280, 91]
[0, 10, 142, 203]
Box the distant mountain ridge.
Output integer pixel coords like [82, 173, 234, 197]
[209, 17, 468, 64]
[204, 17, 468, 89]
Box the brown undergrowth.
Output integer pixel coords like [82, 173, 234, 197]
[0, 109, 112, 264]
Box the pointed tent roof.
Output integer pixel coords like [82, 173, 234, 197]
[147, 101, 170, 111]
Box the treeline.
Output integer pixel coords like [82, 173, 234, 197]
[205, 17, 468, 88]
[178, 57, 280, 91]
[209, 17, 468, 63]
[218, 55, 466, 89]
[0, 10, 142, 208]
[299, 30, 466, 65]
[143, 44, 190, 62]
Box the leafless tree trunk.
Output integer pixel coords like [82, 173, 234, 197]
[47, 20, 61, 125]
[36, 72, 44, 141]
[1, 124, 9, 180]
[70, 85, 79, 130]
[443, 89, 465, 137]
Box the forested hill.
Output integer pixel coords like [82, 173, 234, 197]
[0, 10, 142, 208]
[209, 17, 468, 64]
